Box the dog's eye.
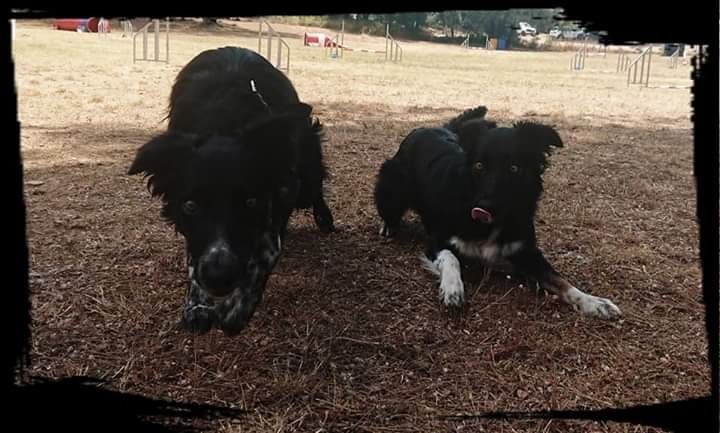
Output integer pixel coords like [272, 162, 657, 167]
[510, 164, 520, 173]
[474, 162, 484, 171]
[246, 198, 257, 208]
[182, 200, 199, 215]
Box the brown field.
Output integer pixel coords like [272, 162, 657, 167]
[14, 18, 706, 433]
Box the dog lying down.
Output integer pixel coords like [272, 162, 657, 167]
[374, 106, 621, 319]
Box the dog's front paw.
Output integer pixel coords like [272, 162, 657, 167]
[180, 304, 215, 334]
[314, 215, 335, 233]
[439, 277, 465, 307]
[379, 222, 393, 237]
[576, 295, 622, 319]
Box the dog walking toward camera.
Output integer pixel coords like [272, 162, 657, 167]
[128, 47, 335, 336]
[373, 106, 620, 319]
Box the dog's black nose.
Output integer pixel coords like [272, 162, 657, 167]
[198, 246, 242, 297]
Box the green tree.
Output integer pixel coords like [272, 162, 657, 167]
[390, 12, 428, 34]
[447, 11, 465, 37]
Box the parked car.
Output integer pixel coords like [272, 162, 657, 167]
[663, 43, 685, 56]
[549, 26, 586, 40]
[516, 22, 537, 36]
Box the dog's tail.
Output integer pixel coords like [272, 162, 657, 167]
[443, 106, 489, 133]
[374, 157, 412, 230]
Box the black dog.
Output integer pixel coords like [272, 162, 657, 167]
[128, 47, 335, 336]
[374, 106, 620, 319]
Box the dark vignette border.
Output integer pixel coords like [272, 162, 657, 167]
[5, 2, 717, 432]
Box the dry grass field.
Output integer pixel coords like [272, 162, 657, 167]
[13, 18, 705, 432]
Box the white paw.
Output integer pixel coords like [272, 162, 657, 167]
[439, 277, 465, 307]
[575, 294, 622, 319]
[379, 222, 392, 237]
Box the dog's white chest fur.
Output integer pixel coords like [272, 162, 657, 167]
[449, 236, 523, 261]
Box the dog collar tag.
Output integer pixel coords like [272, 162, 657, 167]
[249, 79, 270, 112]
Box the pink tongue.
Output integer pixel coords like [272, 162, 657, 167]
[471, 207, 493, 223]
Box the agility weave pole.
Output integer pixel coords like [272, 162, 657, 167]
[132, 18, 169, 64]
[569, 38, 588, 71]
[626, 46, 652, 87]
[258, 21, 290, 74]
[384, 24, 402, 62]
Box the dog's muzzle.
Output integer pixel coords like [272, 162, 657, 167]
[181, 269, 265, 336]
[180, 232, 282, 336]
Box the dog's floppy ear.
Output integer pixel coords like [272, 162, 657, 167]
[242, 102, 313, 138]
[128, 131, 198, 198]
[444, 105, 489, 133]
[514, 121, 564, 153]
[281, 102, 313, 119]
[514, 121, 563, 173]
[457, 119, 497, 160]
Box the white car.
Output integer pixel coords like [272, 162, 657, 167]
[550, 27, 586, 40]
[516, 22, 537, 36]
[564, 28, 586, 39]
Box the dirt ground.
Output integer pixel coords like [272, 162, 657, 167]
[14, 19, 707, 432]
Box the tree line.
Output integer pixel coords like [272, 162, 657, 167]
[323, 10, 571, 41]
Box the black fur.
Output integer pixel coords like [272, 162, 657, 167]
[374, 106, 621, 318]
[128, 47, 334, 336]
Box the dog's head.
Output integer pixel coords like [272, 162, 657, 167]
[457, 119, 563, 224]
[128, 103, 312, 336]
